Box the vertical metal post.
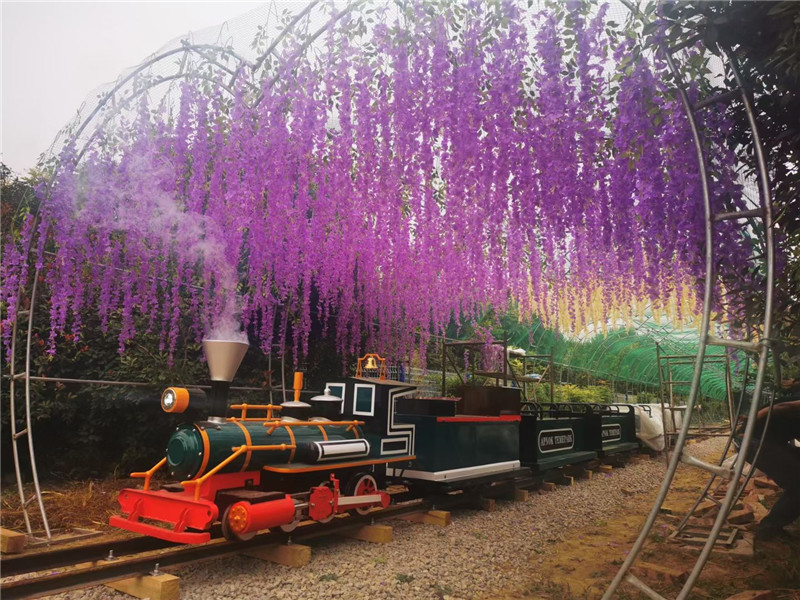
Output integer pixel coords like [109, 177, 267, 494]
[667, 357, 678, 438]
[441, 338, 446, 397]
[724, 352, 734, 429]
[655, 343, 668, 452]
[502, 332, 508, 387]
[280, 304, 288, 404]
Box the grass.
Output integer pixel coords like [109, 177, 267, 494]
[432, 582, 453, 598]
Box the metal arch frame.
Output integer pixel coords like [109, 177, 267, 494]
[561, 333, 664, 390]
[68, 43, 257, 164]
[617, 344, 656, 384]
[602, 13, 777, 600]
[5, 0, 353, 542]
[590, 335, 650, 376]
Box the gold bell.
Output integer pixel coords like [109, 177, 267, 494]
[364, 356, 378, 370]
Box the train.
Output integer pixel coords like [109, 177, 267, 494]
[110, 341, 641, 543]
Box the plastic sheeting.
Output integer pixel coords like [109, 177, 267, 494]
[631, 403, 686, 452]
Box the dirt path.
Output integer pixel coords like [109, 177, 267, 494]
[494, 443, 800, 599]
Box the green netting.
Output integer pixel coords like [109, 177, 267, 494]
[503, 316, 745, 402]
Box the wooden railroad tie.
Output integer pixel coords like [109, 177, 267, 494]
[597, 464, 614, 474]
[479, 498, 496, 512]
[539, 481, 557, 493]
[399, 510, 451, 527]
[243, 542, 312, 567]
[344, 523, 393, 543]
[107, 574, 179, 600]
[559, 475, 575, 487]
[0, 527, 26, 554]
[513, 488, 529, 502]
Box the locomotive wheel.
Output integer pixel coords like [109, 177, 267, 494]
[221, 504, 256, 542]
[346, 473, 379, 516]
[314, 480, 336, 523]
[279, 509, 302, 533]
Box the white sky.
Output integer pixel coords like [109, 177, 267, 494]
[1, 1, 265, 175]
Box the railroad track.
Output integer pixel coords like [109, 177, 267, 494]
[1, 476, 535, 600]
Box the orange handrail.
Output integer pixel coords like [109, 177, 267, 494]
[181, 443, 296, 500]
[229, 403, 283, 419]
[130, 457, 167, 491]
[265, 420, 364, 434]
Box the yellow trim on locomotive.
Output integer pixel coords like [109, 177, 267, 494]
[231, 420, 254, 472]
[194, 425, 212, 479]
[283, 425, 297, 463]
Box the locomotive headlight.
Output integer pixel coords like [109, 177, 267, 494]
[162, 390, 176, 410]
[161, 387, 190, 413]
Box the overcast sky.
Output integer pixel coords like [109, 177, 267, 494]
[2, 1, 266, 175]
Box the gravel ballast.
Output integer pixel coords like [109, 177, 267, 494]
[48, 440, 727, 600]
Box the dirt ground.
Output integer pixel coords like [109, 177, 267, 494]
[496, 451, 800, 600]
[1, 478, 132, 537]
[2, 454, 799, 600]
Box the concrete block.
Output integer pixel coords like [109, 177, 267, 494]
[695, 499, 719, 517]
[753, 477, 780, 492]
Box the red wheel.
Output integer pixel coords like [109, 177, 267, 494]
[314, 481, 336, 523]
[347, 473, 379, 516]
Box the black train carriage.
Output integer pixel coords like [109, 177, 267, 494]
[585, 403, 640, 457]
[519, 402, 599, 471]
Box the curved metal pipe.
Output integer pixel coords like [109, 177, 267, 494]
[675, 45, 776, 599]
[601, 40, 719, 600]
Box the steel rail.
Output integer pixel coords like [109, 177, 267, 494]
[0, 479, 533, 599]
[0, 536, 177, 578]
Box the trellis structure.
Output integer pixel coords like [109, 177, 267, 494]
[3, 7, 780, 599]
